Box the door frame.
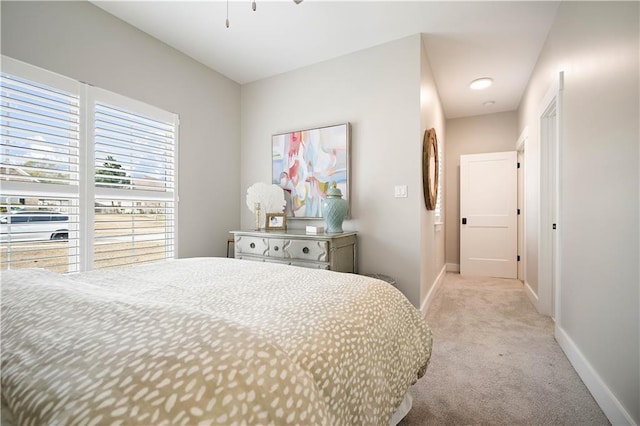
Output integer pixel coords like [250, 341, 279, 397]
[516, 128, 527, 285]
[538, 72, 564, 320]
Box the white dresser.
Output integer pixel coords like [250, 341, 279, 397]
[231, 230, 357, 273]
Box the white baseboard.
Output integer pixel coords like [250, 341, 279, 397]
[421, 264, 447, 316]
[523, 281, 539, 311]
[555, 326, 636, 425]
[446, 263, 460, 273]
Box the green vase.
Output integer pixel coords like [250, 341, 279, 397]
[322, 184, 347, 233]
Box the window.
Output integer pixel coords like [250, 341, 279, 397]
[92, 92, 176, 269]
[435, 137, 443, 219]
[1, 63, 81, 273]
[1, 56, 178, 273]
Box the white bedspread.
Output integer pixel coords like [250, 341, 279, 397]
[1, 257, 432, 425]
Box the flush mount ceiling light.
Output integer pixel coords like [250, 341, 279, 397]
[469, 77, 493, 90]
[483, 101, 496, 107]
[226, 0, 303, 28]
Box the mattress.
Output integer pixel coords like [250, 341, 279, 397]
[1, 257, 432, 425]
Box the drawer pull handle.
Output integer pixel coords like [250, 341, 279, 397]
[250, 242, 255, 249]
[274, 246, 279, 251]
[302, 247, 309, 254]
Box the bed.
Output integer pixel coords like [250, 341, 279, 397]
[1, 257, 432, 425]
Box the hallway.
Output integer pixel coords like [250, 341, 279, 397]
[400, 273, 609, 425]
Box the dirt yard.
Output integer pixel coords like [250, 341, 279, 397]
[1, 214, 172, 273]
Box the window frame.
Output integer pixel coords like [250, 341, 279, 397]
[1, 56, 179, 273]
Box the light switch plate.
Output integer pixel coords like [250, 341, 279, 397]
[394, 185, 408, 198]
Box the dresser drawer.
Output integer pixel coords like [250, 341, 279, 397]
[284, 240, 328, 262]
[268, 239, 286, 258]
[235, 236, 268, 256]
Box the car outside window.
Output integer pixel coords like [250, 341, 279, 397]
[0, 212, 69, 242]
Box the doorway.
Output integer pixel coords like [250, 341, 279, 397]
[539, 73, 563, 319]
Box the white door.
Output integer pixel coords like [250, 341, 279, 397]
[517, 149, 524, 281]
[540, 95, 559, 318]
[460, 151, 517, 278]
[548, 112, 558, 318]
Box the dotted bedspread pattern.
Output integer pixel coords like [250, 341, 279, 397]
[1, 257, 432, 425]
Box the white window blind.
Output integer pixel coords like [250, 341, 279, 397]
[92, 92, 176, 269]
[1, 65, 81, 273]
[94, 101, 175, 193]
[94, 199, 174, 269]
[0, 56, 178, 273]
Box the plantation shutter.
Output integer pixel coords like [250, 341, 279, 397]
[0, 58, 81, 273]
[92, 88, 177, 269]
[1, 56, 178, 274]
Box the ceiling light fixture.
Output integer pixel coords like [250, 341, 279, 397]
[469, 77, 493, 90]
[483, 101, 495, 107]
[225, 0, 303, 28]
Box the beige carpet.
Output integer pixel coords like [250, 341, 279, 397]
[399, 273, 609, 426]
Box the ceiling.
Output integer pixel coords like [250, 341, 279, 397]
[91, 1, 560, 119]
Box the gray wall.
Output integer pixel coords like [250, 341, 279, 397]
[241, 34, 445, 308]
[419, 38, 447, 307]
[519, 2, 639, 423]
[1, 1, 241, 259]
[444, 111, 518, 269]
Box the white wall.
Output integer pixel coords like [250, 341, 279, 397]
[419, 38, 446, 309]
[241, 34, 444, 307]
[518, 2, 639, 423]
[444, 112, 518, 268]
[1, 1, 241, 259]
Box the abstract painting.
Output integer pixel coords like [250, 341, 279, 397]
[272, 123, 350, 218]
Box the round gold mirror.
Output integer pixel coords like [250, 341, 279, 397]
[422, 128, 438, 210]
